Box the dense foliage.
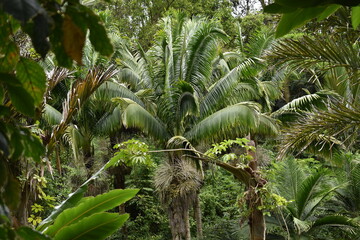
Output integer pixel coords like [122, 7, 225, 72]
[1, 0, 360, 240]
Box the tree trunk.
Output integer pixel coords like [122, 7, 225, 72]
[168, 195, 191, 240]
[258, 0, 266, 9]
[248, 187, 266, 240]
[247, 138, 266, 240]
[194, 193, 203, 239]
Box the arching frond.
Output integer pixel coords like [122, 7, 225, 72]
[279, 102, 360, 159]
[272, 91, 336, 118]
[42, 104, 62, 126]
[269, 35, 360, 73]
[94, 106, 122, 136]
[94, 81, 145, 107]
[186, 102, 266, 144]
[245, 27, 275, 58]
[184, 21, 228, 91]
[122, 103, 170, 142]
[178, 92, 198, 122]
[200, 58, 257, 117]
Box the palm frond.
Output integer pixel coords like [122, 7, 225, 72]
[200, 58, 257, 117]
[42, 104, 62, 126]
[186, 102, 276, 144]
[279, 101, 359, 158]
[94, 105, 122, 136]
[94, 81, 145, 107]
[269, 35, 360, 72]
[47, 66, 118, 151]
[271, 91, 335, 118]
[245, 27, 275, 58]
[296, 172, 323, 219]
[273, 158, 306, 201]
[312, 215, 359, 229]
[122, 102, 170, 143]
[184, 21, 228, 91]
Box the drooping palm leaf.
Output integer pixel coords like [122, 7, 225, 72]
[94, 81, 145, 107]
[186, 102, 276, 144]
[312, 215, 359, 229]
[47, 66, 118, 151]
[279, 101, 359, 158]
[93, 105, 122, 136]
[122, 102, 170, 143]
[42, 104, 62, 126]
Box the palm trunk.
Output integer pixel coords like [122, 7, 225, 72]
[168, 195, 191, 240]
[248, 187, 266, 240]
[194, 193, 203, 239]
[247, 139, 266, 240]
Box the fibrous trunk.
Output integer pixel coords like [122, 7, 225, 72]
[168, 195, 191, 240]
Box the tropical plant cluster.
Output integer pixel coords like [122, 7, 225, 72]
[1, 0, 360, 240]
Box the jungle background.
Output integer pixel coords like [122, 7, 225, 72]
[1, 0, 360, 239]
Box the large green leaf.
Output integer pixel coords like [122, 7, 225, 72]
[16, 57, 46, 106]
[44, 189, 138, 237]
[0, 41, 19, 72]
[43, 104, 62, 126]
[53, 213, 128, 240]
[62, 15, 86, 65]
[37, 166, 109, 231]
[312, 215, 359, 229]
[4, 75, 35, 116]
[275, 5, 340, 37]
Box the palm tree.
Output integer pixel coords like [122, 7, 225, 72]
[269, 158, 358, 239]
[114, 13, 279, 240]
[268, 33, 360, 158]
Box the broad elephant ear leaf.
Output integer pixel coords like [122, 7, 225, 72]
[37, 166, 108, 231]
[44, 189, 138, 237]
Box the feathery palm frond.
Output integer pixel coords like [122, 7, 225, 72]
[47, 66, 118, 151]
[183, 20, 228, 91]
[279, 101, 360, 159]
[245, 27, 275, 58]
[271, 91, 336, 118]
[269, 35, 360, 73]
